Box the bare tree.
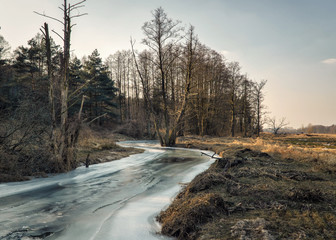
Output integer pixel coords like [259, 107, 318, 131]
[227, 62, 243, 137]
[241, 76, 253, 137]
[0, 35, 10, 63]
[36, 0, 87, 171]
[138, 7, 183, 146]
[167, 25, 198, 145]
[253, 80, 267, 137]
[268, 116, 289, 135]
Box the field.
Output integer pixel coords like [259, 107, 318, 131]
[158, 133, 336, 239]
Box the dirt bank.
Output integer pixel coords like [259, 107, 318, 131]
[158, 135, 336, 239]
[76, 127, 143, 166]
[0, 127, 143, 183]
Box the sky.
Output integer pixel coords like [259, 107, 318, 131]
[1, 0, 336, 128]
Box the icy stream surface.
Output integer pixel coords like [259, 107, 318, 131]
[0, 141, 214, 240]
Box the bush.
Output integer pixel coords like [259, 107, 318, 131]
[114, 120, 144, 138]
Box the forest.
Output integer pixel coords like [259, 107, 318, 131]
[2, 2, 336, 240]
[0, 3, 267, 175]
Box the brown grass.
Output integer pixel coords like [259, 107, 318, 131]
[0, 126, 143, 183]
[160, 134, 336, 239]
[178, 133, 336, 173]
[76, 126, 143, 165]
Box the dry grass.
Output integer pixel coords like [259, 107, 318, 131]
[76, 126, 143, 165]
[158, 192, 228, 240]
[178, 133, 336, 173]
[0, 126, 143, 183]
[160, 134, 336, 239]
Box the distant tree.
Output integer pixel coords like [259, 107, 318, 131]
[227, 62, 243, 137]
[240, 77, 253, 137]
[0, 35, 13, 110]
[12, 34, 51, 93]
[268, 116, 289, 135]
[0, 35, 10, 65]
[307, 123, 314, 134]
[134, 49, 155, 136]
[253, 80, 267, 137]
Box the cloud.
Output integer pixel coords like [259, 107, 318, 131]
[321, 58, 336, 64]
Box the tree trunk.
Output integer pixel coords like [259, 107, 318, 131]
[43, 23, 57, 155]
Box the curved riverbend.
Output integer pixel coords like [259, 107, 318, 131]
[0, 141, 214, 240]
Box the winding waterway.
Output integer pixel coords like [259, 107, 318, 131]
[0, 141, 213, 240]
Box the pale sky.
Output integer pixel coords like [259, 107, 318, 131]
[1, 0, 335, 128]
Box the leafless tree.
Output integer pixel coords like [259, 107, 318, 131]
[36, 0, 87, 171]
[167, 25, 198, 145]
[135, 7, 183, 146]
[268, 116, 289, 135]
[240, 76, 253, 137]
[0, 35, 10, 62]
[253, 80, 267, 137]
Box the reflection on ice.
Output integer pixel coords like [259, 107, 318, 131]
[0, 141, 213, 240]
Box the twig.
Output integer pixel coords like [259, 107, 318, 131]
[33, 11, 63, 25]
[71, 13, 88, 19]
[86, 113, 107, 125]
[201, 152, 223, 160]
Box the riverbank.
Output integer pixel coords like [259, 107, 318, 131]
[0, 127, 143, 183]
[76, 126, 144, 165]
[158, 134, 336, 239]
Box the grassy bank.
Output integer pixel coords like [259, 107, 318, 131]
[158, 134, 336, 239]
[76, 126, 143, 165]
[0, 126, 143, 183]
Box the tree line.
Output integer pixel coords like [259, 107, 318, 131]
[0, 4, 267, 173]
[112, 7, 267, 145]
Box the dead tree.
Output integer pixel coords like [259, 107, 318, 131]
[40, 23, 57, 156]
[36, 0, 87, 171]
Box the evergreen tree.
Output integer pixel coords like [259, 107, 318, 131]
[0, 35, 10, 66]
[68, 56, 85, 117]
[83, 49, 118, 124]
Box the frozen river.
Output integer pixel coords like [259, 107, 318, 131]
[0, 141, 213, 240]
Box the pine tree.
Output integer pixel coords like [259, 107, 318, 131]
[83, 49, 118, 125]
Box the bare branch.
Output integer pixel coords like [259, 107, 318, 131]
[267, 116, 289, 135]
[40, 28, 46, 37]
[71, 13, 88, 19]
[69, 0, 87, 10]
[52, 29, 64, 41]
[201, 152, 223, 160]
[86, 113, 107, 125]
[34, 11, 63, 25]
[68, 78, 93, 100]
[70, 5, 85, 11]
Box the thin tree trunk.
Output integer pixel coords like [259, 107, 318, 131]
[43, 23, 57, 155]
